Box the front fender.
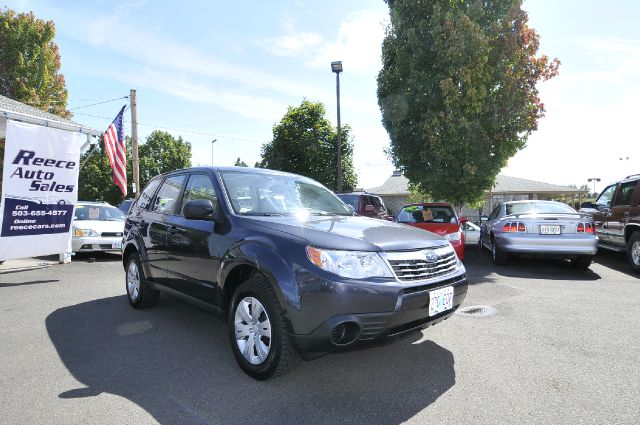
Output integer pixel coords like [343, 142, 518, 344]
[218, 240, 302, 312]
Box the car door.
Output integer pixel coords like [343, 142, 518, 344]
[607, 179, 638, 247]
[481, 205, 501, 248]
[592, 184, 617, 243]
[127, 177, 165, 280]
[164, 173, 221, 303]
[145, 174, 187, 284]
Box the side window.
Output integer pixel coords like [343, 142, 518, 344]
[612, 181, 637, 206]
[596, 185, 617, 207]
[181, 174, 218, 215]
[136, 178, 161, 211]
[152, 175, 186, 214]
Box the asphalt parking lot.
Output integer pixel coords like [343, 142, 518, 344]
[0, 247, 638, 425]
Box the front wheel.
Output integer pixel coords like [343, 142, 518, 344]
[627, 231, 640, 273]
[228, 273, 300, 380]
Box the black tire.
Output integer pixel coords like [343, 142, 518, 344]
[228, 273, 300, 380]
[571, 255, 593, 270]
[125, 252, 160, 309]
[491, 237, 508, 265]
[627, 231, 640, 273]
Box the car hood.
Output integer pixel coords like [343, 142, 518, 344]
[401, 222, 460, 236]
[244, 215, 448, 252]
[72, 220, 125, 234]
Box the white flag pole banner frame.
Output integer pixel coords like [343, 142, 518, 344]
[0, 120, 83, 261]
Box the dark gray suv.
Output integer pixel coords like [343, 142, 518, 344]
[122, 167, 468, 379]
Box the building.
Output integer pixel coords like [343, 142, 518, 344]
[367, 171, 589, 217]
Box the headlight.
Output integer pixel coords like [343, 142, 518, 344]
[306, 246, 394, 279]
[73, 228, 98, 237]
[444, 231, 462, 241]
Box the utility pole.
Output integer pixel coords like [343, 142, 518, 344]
[130, 89, 140, 198]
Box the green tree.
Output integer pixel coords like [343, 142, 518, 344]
[234, 157, 248, 167]
[377, 0, 559, 206]
[260, 99, 357, 191]
[0, 9, 70, 117]
[138, 130, 192, 189]
[78, 130, 192, 205]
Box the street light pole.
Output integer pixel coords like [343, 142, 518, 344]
[331, 61, 343, 192]
[587, 177, 601, 197]
[211, 139, 217, 166]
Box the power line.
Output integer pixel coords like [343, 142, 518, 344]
[69, 96, 129, 111]
[72, 111, 263, 144]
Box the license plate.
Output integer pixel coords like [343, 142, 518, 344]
[428, 286, 454, 317]
[112, 240, 122, 249]
[540, 225, 561, 235]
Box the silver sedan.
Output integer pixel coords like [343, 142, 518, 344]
[479, 200, 598, 269]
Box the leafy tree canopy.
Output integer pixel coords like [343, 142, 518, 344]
[260, 99, 357, 192]
[377, 0, 559, 205]
[78, 130, 192, 205]
[0, 8, 70, 117]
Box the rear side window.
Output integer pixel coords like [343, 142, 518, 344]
[152, 175, 186, 214]
[180, 174, 218, 215]
[135, 178, 161, 211]
[488, 205, 501, 221]
[612, 180, 637, 206]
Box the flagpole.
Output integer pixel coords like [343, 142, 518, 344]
[130, 89, 140, 198]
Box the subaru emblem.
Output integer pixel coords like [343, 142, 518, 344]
[424, 250, 438, 262]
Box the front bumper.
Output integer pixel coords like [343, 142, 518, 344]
[72, 236, 123, 253]
[290, 271, 468, 358]
[495, 233, 598, 256]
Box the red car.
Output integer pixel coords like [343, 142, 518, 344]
[395, 203, 468, 260]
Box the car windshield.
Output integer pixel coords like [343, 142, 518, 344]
[74, 204, 125, 221]
[397, 205, 457, 224]
[505, 202, 576, 215]
[220, 171, 353, 216]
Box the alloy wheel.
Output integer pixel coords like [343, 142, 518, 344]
[632, 241, 640, 266]
[127, 261, 141, 301]
[234, 297, 272, 365]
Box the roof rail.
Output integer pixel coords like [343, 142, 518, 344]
[625, 173, 640, 179]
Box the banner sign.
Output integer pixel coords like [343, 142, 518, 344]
[0, 120, 83, 261]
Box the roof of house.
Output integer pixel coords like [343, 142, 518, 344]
[0, 94, 100, 136]
[367, 172, 587, 196]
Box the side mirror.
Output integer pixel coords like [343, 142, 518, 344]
[183, 199, 221, 222]
[580, 202, 595, 209]
[364, 205, 375, 213]
[459, 216, 469, 224]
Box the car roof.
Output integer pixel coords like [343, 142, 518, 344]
[77, 201, 114, 206]
[502, 200, 565, 205]
[158, 166, 304, 179]
[401, 202, 454, 208]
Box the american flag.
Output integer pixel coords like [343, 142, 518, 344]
[103, 105, 128, 196]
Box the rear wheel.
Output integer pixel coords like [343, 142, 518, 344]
[125, 252, 160, 308]
[627, 231, 640, 273]
[228, 273, 300, 380]
[571, 255, 593, 270]
[491, 236, 508, 265]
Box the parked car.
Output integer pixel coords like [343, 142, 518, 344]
[480, 200, 598, 268]
[395, 203, 468, 260]
[580, 174, 640, 272]
[72, 201, 125, 253]
[463, 221, 481, 245]
[118, 199, 135, 214]
[336, 192, 389, 219]
[122, 167, 468, 380]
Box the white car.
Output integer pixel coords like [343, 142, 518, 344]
[72, 202, 125, 253]
[463, 221, 481, 245]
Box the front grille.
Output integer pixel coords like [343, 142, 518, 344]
[386, 248, 457, 282]
[101, 232, 122, 237]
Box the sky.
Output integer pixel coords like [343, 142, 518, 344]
[4, 0, 639, 194]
